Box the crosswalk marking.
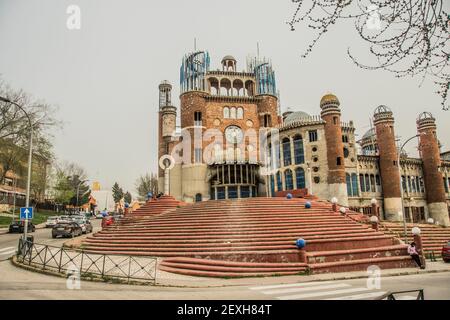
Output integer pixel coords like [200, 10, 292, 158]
[249, 281, 336, 291]
[0, 247, 14, 253]
[249, 280, 385, 300]
[326, 291, 386, 300]
[262, 283, 350, 295]
[0, 249, 16, 255]
[278, 287, 372, 300]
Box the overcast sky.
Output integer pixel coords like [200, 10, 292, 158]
[0, 0, 448, 196]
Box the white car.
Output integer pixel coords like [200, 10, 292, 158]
[45, 216, 60, 228]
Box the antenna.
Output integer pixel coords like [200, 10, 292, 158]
[257, 42, 260, 58]
[194, 37, 197, 51]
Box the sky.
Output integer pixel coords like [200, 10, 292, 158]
[0, 0, 448, 196]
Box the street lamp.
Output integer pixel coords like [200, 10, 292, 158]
[76, 179, 90, 208]
[398, 133, 425, 242]
[0, 96, 33, 240]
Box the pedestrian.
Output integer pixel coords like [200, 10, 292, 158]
[407, 242, 424, 269]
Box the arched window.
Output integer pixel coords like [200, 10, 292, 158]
[285, 169, 293, 190]
[195, 193, 202, 202]
[359, 174, 365, 192]
[270, 175, 275, 197]
[346, 174, 352, 196]
[295, 167, 305, 189]
[276, 171, 283, 191]
[267, 143, 272, 168]
[230, 107, 236, 119]
[351, 173, 359, 196]
[282, 137, 291, 166]
[264, 114, 272, 127]
[293, 135, 304, 164]
[237, 107, 243, 119]
[407, 176, 412, 193]
[370, 174, 376, 192]
[194, 111, 202, 126]
[223, 107, 230, 119]
[365, 174, 370, 192]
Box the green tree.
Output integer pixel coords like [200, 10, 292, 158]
[112, 182, 124, 204]
[124, 191, 132, 204]
[135, 173, 158, 201]
[52, 161, 90, 206]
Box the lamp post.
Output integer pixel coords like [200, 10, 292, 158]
[0, 96, 33, 240]
[397, 133, 424, 242]
[76, 179, 89, 209]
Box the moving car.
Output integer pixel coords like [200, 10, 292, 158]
[9, 220, 36, 233]
[51, 222, 83, 238]
[72, 217, 93, 234]
[45, 216, 60, 228]
[442, 241, 450, 263]
[58, 215, 71, 223]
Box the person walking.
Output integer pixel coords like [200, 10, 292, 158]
[407, 242, 423, 268]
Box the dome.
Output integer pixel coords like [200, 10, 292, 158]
[362, 128, 376, 140]
[374, 105, 391, 115]
[284, 111, 312, 125]
[222, 55, 236, 62]
[320, 93, 339, 107]
[417, 111, 434, 121]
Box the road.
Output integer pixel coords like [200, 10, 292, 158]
[0, 257, 449, 299]
[0, 218, 102, 262]
[0, 218, 449, 300]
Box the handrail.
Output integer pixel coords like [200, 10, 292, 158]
[377, 289, 424, 300]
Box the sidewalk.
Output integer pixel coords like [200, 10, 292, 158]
[153, 261, 450, 288]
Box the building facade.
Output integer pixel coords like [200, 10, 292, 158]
[157, 51, 450, 226]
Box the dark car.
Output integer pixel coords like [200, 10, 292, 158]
[52, 222, 83, 238]
[9, 220, 36, 233]
[442, 241, 450, 263]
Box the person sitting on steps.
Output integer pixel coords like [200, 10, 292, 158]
[407, 242, 424, 269]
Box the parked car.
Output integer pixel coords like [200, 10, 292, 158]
[442, 241, 450, 263]
[72, 217, 93, 234]
[51, 222, 83, 238]
[101, 216, 115, 228]
[45, 216, 60, 228]
[95, 212, 105, 219]
[9, 220, 35, 233]
[58, 215, 71, 223]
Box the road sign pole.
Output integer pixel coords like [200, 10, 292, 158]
[24, 127, 33, 240]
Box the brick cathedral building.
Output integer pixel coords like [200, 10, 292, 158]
[157, 51, 450, 226]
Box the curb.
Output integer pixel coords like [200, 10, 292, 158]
[9, 254, 450, 288]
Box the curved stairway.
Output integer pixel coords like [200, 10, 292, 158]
[82, 197, 415, 277]
[381, 222, 450, 257]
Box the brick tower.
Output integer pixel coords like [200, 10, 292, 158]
[158, 81, 177, 192]
[373, 105, 402, 221]
[320, 93, 348, 206]
[417, 112, 449, 226]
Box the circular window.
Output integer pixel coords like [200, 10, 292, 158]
[225, 125, 243, 144]
[313, 157, 318, 162]
[313, 177, 320, 184]
[312, 147, 318, 152]
[313, 167, 319, 172]
[343, 147, 349, 158]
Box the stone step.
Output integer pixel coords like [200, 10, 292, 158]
[307, 245, 408, 263]
[309, 256, 416, 274]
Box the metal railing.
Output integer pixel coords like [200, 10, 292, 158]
[16, 238, 157, 284]
[377, 289, 425, 300]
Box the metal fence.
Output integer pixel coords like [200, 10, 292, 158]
[16, 238, 157, 284]
[377, 289, 425, 300]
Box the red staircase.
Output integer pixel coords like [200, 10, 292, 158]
[381, 222, 450, 257]
[127, 195, 183, 217]
[82, 197, 415, 277]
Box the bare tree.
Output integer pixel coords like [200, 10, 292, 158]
[135, 173, 159, 201]
[288, 0, 449, 110]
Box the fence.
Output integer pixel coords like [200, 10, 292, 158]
[377, 289, 425, 300]
[16, 238, 157, 284]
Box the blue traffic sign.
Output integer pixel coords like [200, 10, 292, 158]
[20, 207, 33, 220]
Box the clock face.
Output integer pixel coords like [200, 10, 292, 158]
[225, 125, 243, 144]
